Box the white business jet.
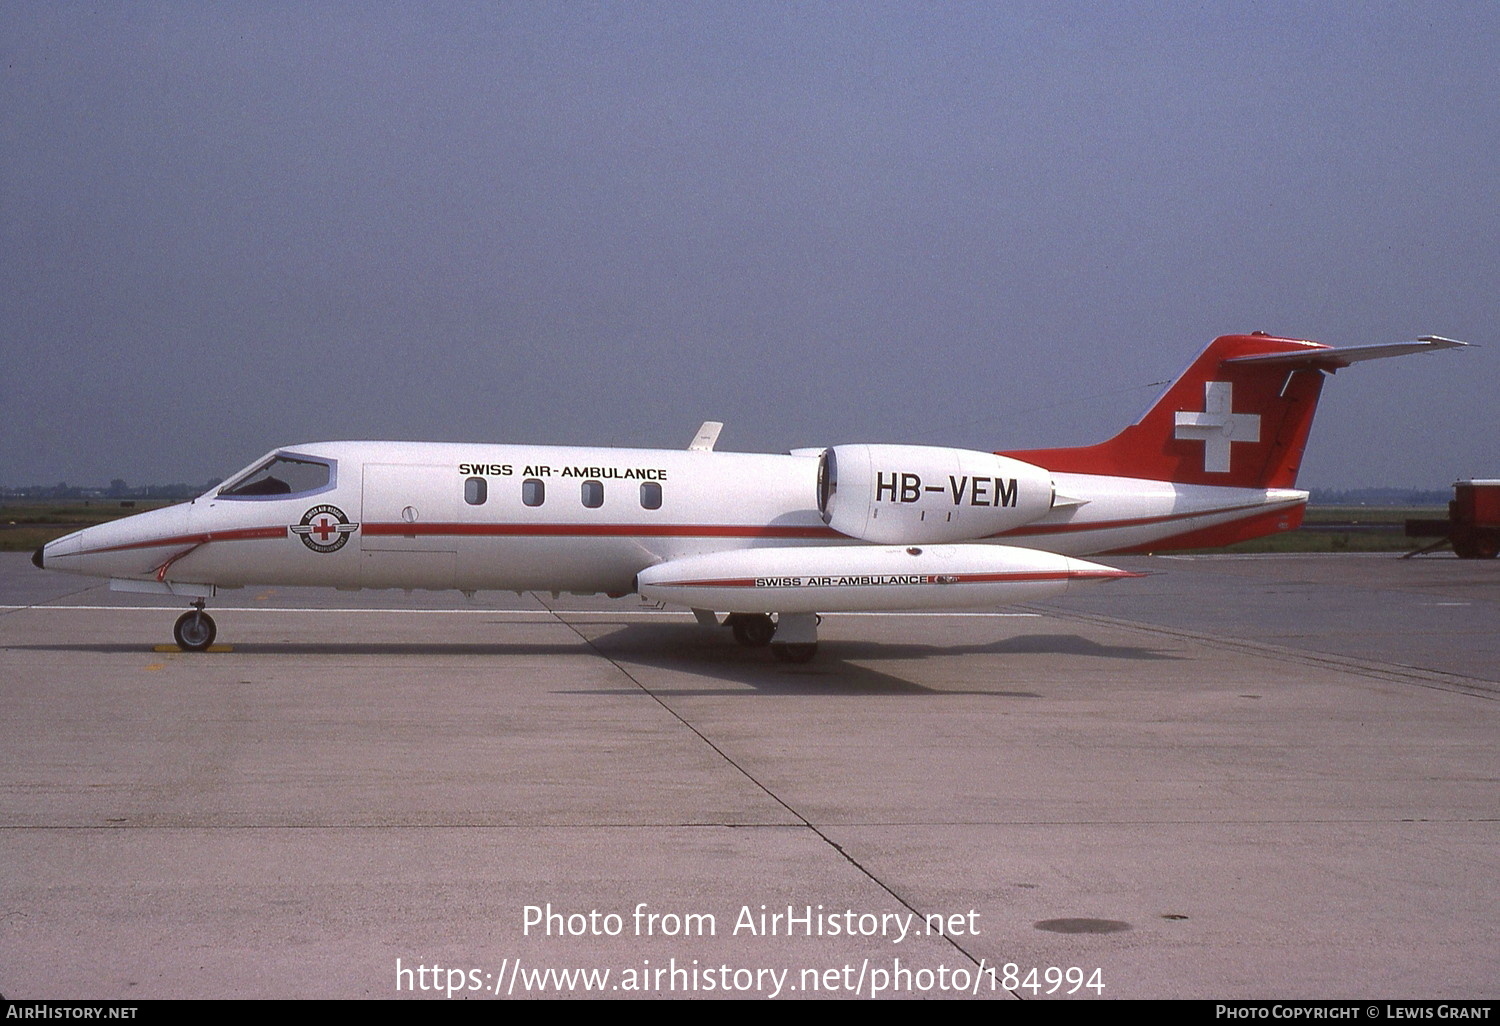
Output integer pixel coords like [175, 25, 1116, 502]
[34, 333, 1467, 661]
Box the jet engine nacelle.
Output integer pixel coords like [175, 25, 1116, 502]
[818, 444, 1054, 544]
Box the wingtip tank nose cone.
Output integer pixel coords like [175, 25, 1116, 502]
[32, 545, 45, 570]
[1061, 558, 1142, 585]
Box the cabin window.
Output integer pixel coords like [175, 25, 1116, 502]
[522, 479, 545, 507]
[640, 482, 662, 510]
[464, 476, 487, 505]
[219, 454, 333, 499]
[581, 480, 604, 508]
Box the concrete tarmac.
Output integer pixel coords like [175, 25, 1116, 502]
[1, 551, 1495, 1000]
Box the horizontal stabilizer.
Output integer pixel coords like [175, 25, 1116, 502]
[1225, 336, 1470, 369]
[1004, 332, 1470, 491]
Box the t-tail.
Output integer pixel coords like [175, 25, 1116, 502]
[1004, 333, 1470, 490]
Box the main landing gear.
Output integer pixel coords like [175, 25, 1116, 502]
[722, 612, 819, 663]
[172, 600, 217, 652]
[726, 612, 776, 647]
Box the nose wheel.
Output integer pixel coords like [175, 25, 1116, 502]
[173, 601, 217, 652]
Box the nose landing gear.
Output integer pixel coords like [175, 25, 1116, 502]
[172, 600, 218, 652]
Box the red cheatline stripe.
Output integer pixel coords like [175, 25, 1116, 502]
[364, 508, 1289, 540]
[360, 523, 840, 539]
[70, 522, 836, 557]
[656, 569, 1139, 587]
[947, 569, 1141, 582]
[77, 526, 289, 556]
[656, 578, 761, 588]
[993, 500, 1296, 538]
[68, 502, 1294, 557]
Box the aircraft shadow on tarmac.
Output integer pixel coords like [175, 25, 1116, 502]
[14, 622, 1182, 697]
[559, 621, 1186, 696]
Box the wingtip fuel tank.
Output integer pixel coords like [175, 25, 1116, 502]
[638, 543, 1135, 614]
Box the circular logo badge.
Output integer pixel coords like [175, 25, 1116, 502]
[291, 504, 358, 553]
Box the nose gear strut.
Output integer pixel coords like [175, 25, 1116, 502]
[172, 599, 217, 652]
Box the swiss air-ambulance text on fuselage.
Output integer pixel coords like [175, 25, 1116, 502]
[457, 463, 667, 480]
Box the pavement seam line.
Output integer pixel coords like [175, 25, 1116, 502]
[1021, 605, 1499, 700]
[542, 607, 1007, 992]
[0, 582, 101, 620]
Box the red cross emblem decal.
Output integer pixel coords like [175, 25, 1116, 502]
[291, 505, 358, 553]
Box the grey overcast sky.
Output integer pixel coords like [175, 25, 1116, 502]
[2, 2, 1494, 490]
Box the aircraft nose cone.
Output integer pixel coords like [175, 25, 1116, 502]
[32, 545, 45, 570]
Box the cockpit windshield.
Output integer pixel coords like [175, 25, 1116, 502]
[218, 454, 333, 499]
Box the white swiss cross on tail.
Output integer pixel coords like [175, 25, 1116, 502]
[1173, 380, 1261, 473]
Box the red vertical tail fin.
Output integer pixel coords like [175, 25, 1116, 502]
[1004, 334, 1338, 488]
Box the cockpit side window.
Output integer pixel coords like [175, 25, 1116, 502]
[218, 454, 334, 499]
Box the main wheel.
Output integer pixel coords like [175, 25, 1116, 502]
[173, 610, 217, 652]
[729, 613, 776, 647]
[770, 642, 818, 663]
